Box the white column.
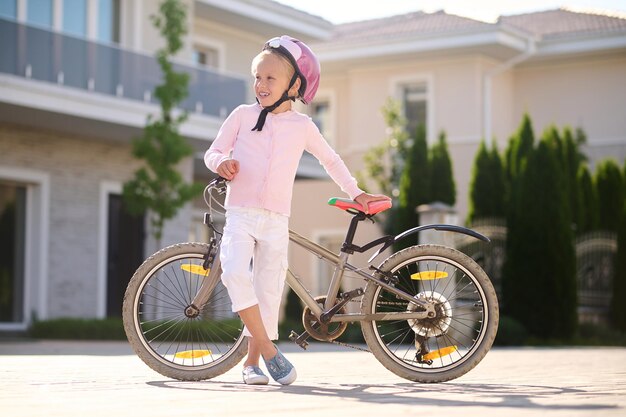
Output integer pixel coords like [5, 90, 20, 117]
[86, 0, 97, 40]
[53, 0, 63, 31]
[17, 0, 27, 22]
[133, 0, 142, 50]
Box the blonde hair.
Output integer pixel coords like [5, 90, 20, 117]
[251, 50, 295, 78]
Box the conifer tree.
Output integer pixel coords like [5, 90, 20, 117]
[428, 131, 456, 205]
[503, 140, 577, 339]
[561, 127, 587, 231]
[395, 124, 429, 249]
[595, 159, 624, 232]
[504, 113, 535, 186]
[468, 140, 505, 223]
[576, 164, 598, 234]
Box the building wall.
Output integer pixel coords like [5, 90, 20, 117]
[319, 55, 486, 220]
[511, 53, 626, 163]
[289, 179, 390, 313]
[319, 51, 626, 223]
[0, 124, 193, 319]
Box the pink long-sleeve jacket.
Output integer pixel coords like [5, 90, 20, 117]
[204, 104, 363, 217]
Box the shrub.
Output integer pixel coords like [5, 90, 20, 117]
[494, 316, 528, 346]
[29, 318, 126, 340]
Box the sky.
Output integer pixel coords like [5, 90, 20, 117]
[273, 0, 626, 23]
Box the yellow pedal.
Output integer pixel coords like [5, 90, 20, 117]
[422, 346, 457, 361]
[174, 349, 212, 359]
[411, 271, 448, 280]
[181, 264, 210, 275]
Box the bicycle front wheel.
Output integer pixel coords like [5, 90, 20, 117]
[122, 242, 247, 381]
[361, 244, 499, 383]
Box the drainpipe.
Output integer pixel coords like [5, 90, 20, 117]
[483, 36, 536, 143]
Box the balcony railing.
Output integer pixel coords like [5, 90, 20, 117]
[0, 17, 246, 118]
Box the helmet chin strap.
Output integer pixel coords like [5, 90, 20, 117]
[252, 72, 298, 132]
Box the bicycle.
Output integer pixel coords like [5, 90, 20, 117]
[122, 177, 499, 383]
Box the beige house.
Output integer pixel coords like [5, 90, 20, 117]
[0, 0, 625, 330]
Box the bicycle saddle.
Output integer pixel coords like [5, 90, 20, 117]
[327, 197, 392, 215]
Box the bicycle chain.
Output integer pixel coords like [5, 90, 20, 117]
[328, 339, 371, 353]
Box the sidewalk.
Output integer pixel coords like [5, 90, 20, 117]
[1, 341, 625, 417]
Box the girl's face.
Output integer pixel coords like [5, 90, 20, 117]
[253, 52, 300, 112]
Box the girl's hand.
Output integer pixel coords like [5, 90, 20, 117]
[354, 193, 391, 214]
[217, 159, 240, 180]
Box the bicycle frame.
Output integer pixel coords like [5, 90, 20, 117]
[195, 178, 490, 326]
[285, 228, 434, 323]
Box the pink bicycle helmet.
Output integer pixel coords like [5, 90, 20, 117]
[264, 35, 320, 104]
[251, 35, 321, 131]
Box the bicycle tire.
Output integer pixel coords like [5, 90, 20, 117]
[122, 242, 247, 381]
[360, 244, 499, 383]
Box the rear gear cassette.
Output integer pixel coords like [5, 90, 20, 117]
[407, 291, 452, 338]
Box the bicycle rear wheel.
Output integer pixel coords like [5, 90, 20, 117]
[122, 242, 247, 381]
[361, 244, 499, 383]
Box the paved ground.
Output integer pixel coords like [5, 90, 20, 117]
[1, 340, 625, 417]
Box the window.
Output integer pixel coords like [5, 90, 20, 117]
[98, 0, 120, 43]
[192, 46, 220, 69]
[312, 101, 330, 135]
[0, 0, 17, 19]
[402, 84, 427, 136]
[63, 0, 87, 36]
[0, 182, 26, 323]
[310, 97, 334, 146]
[27, 0, 53, 28]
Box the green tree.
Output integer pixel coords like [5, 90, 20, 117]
[504, 113, 535, 187]
[428, 131, 456, 205]
[561, 127, 587, 230]
[595, 159, 624, 232]
[544, 126, 588, 233]
[123, 0, 203, 246]
[576, 164, 598, 234]
[356, 99, 411, 242]
[357, 98, 410, 198]
[467, 140, 506, 223]
[502, 140, 577, 340]
[394, 123, 429, 249]
[357, 99, 457, 248]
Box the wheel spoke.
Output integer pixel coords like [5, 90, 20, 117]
[362, 246, 498, 382]
[124, 244, 247, 380]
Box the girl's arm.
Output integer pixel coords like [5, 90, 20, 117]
[304, 121, 363, 200]
[305, 121, 390, 213]
[204, 106, 241, 173]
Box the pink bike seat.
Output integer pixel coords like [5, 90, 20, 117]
[327, 197, 392, 215]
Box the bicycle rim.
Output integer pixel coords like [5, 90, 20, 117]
[127, 245, 246, 376]
[362, 245, 497, 382]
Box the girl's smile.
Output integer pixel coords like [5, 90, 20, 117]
[253, 53, 300, 113]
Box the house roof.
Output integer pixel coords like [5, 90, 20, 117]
[499, 8, 626, 40]
[320, 8, 626, 47]
[312, 8, 626, 62]
[330, 10, 491, 46]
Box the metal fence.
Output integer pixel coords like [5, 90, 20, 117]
[0, 17, 246, 118]
[576, 230, 617, 322]
[455, 219, 618, 322]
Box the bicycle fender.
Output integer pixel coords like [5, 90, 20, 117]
[368, 224, 490, 263]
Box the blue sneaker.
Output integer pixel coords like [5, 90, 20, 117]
[242, 366, 269, 385]
[263, 345, 297, 385]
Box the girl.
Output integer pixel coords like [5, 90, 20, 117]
[205, 35, 389, 385]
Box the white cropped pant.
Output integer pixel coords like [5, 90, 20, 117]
[219, 207, 289, 340]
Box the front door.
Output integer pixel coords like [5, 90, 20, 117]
[106, 194, 144, 317]
[0, 182, 26, 324]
